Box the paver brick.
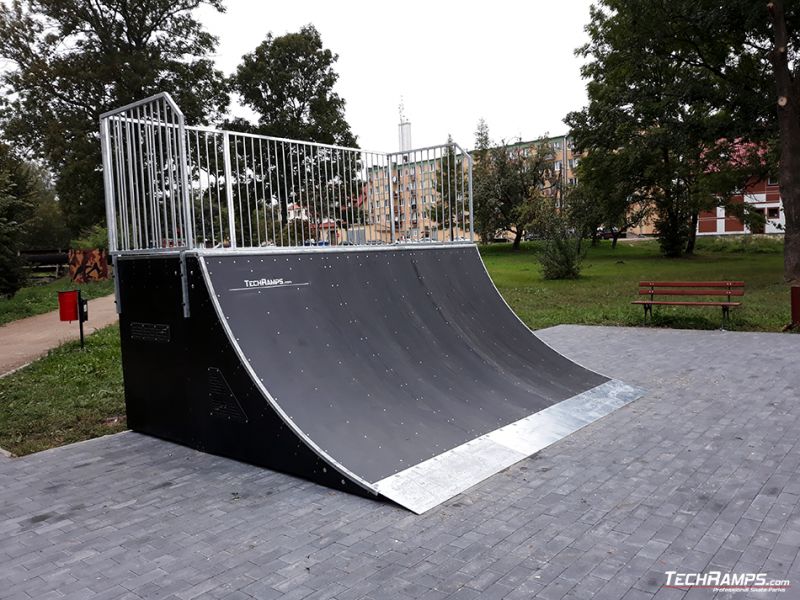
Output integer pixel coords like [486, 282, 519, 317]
[1, 326, 799, 600]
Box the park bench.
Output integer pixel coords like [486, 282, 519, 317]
[633, 281, 745, 328]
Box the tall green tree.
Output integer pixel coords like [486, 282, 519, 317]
[471, 128, 552, 250]
[229, 25, 358, 230]
[0, 0, 229, 234]
[231, 25, 356, 147]
[569, 1, 798, 276]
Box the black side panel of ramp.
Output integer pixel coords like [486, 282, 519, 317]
[116, 255, 375, 498]
[201, 245, 643, 512]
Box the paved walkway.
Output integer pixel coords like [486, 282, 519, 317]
[0, 326, 798, 599]
[0, 294, 118, 376]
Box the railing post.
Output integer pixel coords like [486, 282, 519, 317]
[177, 119, 194, 249]
[387, 154, 396, 243]
[100, 117, 119, 253]
[223, 131, 237, 248]
[468, 153, 474, 243]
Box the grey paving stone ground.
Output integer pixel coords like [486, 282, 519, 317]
[1, 325, 798, 600]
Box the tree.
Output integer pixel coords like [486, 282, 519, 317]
[231, 25, 356, 147]
[0, 171, 29, 297]
[230, 25, 358, 231]
[572, 148, 650, 249]
[0, 0, 229, 233]
[569, 1, 799, 278]
[433, 136, 469, 241]
[470, 127, 552, 250]
[566, 2, 747, 258]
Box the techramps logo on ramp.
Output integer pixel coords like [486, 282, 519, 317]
[229, 277, 310, 292]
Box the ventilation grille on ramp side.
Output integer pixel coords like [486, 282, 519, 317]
[208, 367, 248, 423]
[130, 322, 170, 343]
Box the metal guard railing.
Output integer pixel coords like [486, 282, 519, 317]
[100, 92, 473, 254]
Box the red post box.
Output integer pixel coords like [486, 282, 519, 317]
[58, 290, 80, 322]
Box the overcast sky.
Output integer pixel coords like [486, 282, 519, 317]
[197, 0, 595, 152]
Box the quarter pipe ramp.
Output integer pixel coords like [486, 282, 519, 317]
[117, 244, 642, 513]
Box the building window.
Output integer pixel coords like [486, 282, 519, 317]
[768, 207, 780, 219]
[768, 176, 779, 186]
[554, 161, 562, 172]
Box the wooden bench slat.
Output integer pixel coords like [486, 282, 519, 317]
[632, 301, 742, 307]
[638, 281, 744, 288]
[637, 289, 745, 297]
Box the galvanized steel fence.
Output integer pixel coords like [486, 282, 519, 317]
[100, 93, 473, 254]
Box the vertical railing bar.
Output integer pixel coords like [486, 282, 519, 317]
[265, 139, 278, 245]
[242, 136, 254, 246]
[447, 143, 453, 242]
[175, 106, 193, 249]
[363, 152, 372, 245]
[165, 103, 181, 246]
[141, 107, 153, 248]
[303, 144, 312, 245]
[279, 141, 289, 247]
[387, 154, 396, 244]
[338, 150, 346, 239]
[208, 133, 220, 246]
[460, 148, 467, 240]
[222, 131, 236, 248]
[308, 144, 318, 244]
[100, 118, 118, 253]
[425, 148, 431, 241]
[113, 117, 129, 250]
[345, 150, 355, 243]
[314, 145, 325, 244]
[123, 113, 139, 248]
[144, 104, 160, 247]
[203, 132, 215, 247]
[286, 143, 296, 246]
[250, 136, 261, 246]
[153, 103, 169, 248]
[132, 107, 148, 248]
[322, 148, 331, 245]
[162, 101, 179, 247]
[468, 153, 474, 242]
[257, 138, 269, 245]
[234, 135, 245, 246]
[194, 129, 206, 247]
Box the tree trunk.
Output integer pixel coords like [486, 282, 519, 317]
[685, 211, 699, 255]
[769, 0, 800, 284]
[611, 231, 619, 249]
[512, 228, 523, 251]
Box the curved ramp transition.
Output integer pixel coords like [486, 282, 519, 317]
[117, 245, 642, 513]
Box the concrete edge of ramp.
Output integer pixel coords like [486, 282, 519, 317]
[374, 379, 645, 513]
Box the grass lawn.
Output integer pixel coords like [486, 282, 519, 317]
[0, 235, 791, 457]
[481, 236, 791, 331]
[0, 324, 125, 456]
[0, 275, 116, 326]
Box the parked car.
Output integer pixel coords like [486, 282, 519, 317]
[597, 227, 627, 240]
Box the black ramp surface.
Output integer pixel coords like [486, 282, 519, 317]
[201, 245, 639, 512]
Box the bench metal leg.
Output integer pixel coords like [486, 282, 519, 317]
[721, 306, 730, 331]
[643, 303, 652, 324]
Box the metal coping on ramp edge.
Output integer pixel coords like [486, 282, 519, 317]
[374, 379, 644, 514]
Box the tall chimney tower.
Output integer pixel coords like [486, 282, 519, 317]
[398, 97, 412, 152]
